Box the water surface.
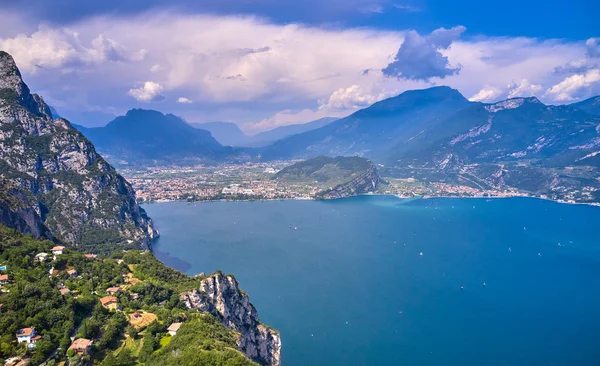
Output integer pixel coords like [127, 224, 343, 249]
[144, 196, 600, 366]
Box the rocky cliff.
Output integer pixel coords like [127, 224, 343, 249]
[317, 161, 381, 199]
[0, 51, 157, 251]
[181, 272, 282, 366]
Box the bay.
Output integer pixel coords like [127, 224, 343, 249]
[144, 196, 600, 366]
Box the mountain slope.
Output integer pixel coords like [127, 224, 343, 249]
[189, 121, 252, 146]
[570, 96, 600, 116]
[260, 86, 472, 160]
[252, 117, 338, 146]
[0, 51, 157, 251]
[385, 97, 600, 202]
[79, 110, 229, 165]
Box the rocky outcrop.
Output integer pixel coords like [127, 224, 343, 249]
[317, 161, 381, 199]
[0, 51, 158, 251]
[181, 272, 282, 366]
[0, 180, 50, 239]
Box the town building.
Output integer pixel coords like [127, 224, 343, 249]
[167, 322, 182, 336]
[60, 288, 72, 296]
[35, 253, 49, 262]
[106, 287, 121, 295]
[100, 296, 119, 311]
[67, 269, 78, 277]
[85, 254, 98, 260]
[16, 328, 36, 343]
[69, 338, 93, 355]
[0, 274, 8, 286]
[51, 246, 65, 256]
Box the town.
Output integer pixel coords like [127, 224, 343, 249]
[120, 162, 541, 203]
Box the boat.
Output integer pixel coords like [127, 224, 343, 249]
[482, 281, 486, 287]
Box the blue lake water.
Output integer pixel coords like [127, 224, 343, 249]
[144, 196, 600, 366]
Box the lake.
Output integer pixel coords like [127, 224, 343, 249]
[144, 196, 600, 366]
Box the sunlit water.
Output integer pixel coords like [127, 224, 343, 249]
[144, 196, 600, 366]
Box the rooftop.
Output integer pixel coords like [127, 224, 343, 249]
[16, 328, 35, 337]
[100, 296, 118, 306]
[167, 322, 182, 332]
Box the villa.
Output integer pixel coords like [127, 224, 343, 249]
[69, 338, 93, 355]
[100, 296, 119, 311]
[0, 274, 9, 286]
[16, 328, 36, 343]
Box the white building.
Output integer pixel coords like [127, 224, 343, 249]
[16, 328, 36, 343]
[51, 246, 65, 256]
[167, 323, 182, 336]
[35, 253, 49, 262]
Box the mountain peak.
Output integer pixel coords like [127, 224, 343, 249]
[0, 51, 52, 119]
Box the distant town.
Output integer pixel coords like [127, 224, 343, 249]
[118, 162, 588, 204]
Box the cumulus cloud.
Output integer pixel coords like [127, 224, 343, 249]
[382, 26, 465, 81]
[586, 38, 600, 58]
[177, 97, 192, 103]
[0, 10, 596, 130]
[128, 81, 165, 102]
[469, 87, 503, 102]
[318, 82, 399, 111]
[507, 79, 543, 98]
[545, 69, 600, 101]
[0, 25, 141, 73]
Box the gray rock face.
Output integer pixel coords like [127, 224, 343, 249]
[0, 51, 158, 250]
[318, 161, 381, 199]
[181, 273, 282, 366]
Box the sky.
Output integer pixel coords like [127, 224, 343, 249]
[0, 0, 598, 132]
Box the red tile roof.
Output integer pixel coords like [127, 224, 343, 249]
[100, 296, 118, 306]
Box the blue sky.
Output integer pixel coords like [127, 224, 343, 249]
[0, 0, 598, 131]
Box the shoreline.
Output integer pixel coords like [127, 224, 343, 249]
[141, 193, 600, 208]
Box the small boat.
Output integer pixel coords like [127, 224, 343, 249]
[294, 226, 297, 231]
[508, 247, 512, 251]
[460, 285, 464, 290]
[419, 252, 423, 256]
[482, 281, 486, 287]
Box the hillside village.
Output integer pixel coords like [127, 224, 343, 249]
[0, 226, 259, 366]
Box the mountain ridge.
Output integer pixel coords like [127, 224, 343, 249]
[0, 51, 158, 251]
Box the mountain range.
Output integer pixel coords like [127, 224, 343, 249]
[260, 86, 600, 202]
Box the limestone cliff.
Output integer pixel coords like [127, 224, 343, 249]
[181, 272, 282, 366]
[316, 160, 381, 199]
[0, 51, 157, 251]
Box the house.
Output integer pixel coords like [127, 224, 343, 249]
[0, 274, 8, 285]
[16, 328, 36, 343]
[60, 288, 72, 296]
[100, 296, 119, 311]
[131, 311, 142, 319]
[106, 287, 121, 295]
[67, 269, 78, 277]
[84, 254, 98, 260]
[68, 338, 93, 355]
[51, 246, 65, 256]
[167, 323, 182, 336]
[35, 253, 49, 262]
[0, 303, 3, 313]
[129, 292, 140, 300]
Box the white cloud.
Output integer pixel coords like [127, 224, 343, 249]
[469, 87, 503, 102]
[0, 25, 141, 73]
[177, 96, 192, 103]
[545, 69, 600, 101]
[128, 81, 165, 102]
[318, 82, 400, 111]
[0, 10, 596, 130]
[507, 79, 543, 98]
